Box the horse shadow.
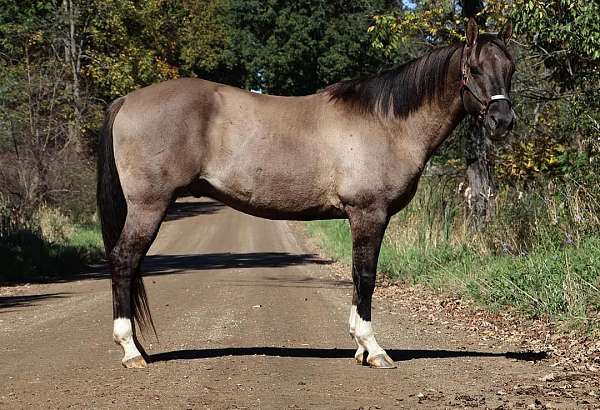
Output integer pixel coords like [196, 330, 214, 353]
[0, 293, 68, 312]
[148, 346, 548, 364]
[142, 252, 332, 276]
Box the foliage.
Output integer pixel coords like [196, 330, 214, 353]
[82, 0, 398, 98]
[34, 204, 76, 244]
[87, 0, 180, 98]
[369, 0, 510, 60]
[179, 0, 229, 74]
[0, 1, 92, 215]
[0, 220, 103, 282]
[0, 194, 102, 282]
[217, 0, 396, 95]
[511, 0, 600, 87]
[508, 0, 600, 179]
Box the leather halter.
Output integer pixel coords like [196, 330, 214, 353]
[460, 43, 513, 121]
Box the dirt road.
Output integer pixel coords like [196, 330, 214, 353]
[1, 199, 597, 409]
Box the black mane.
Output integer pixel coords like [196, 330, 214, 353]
[326, 43, 462, 118]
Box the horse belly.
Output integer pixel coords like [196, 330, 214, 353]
[200, 163, 344, 220]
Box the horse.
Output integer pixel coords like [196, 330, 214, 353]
[97, 18, 515, 369]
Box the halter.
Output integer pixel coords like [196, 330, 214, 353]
[459, 43, 513, 122]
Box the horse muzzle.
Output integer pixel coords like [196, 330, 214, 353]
[485, 100, 515, 139]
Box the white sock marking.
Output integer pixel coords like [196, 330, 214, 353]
[348, 305, 357, 337]
[113, 318, 142, 362]
[354, 315, 385, 359]
[349, 305, 366, 359]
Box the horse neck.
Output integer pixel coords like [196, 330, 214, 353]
[386, 50, 466, 165]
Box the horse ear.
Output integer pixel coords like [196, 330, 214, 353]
[466, 17, 478, 47]
[498, 20, 513, 43]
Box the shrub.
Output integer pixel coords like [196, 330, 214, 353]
[34, 204, 76, 244]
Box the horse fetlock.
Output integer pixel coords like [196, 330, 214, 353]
[354, 317, 387, 359]
[113, 318, 143, 365]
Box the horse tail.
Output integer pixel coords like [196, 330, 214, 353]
[97, 97, 126, 256]
[97, 97, 157, 339]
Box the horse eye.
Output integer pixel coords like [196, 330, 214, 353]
[470, 66, 481, 76]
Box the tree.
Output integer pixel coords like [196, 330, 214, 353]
[216, 0, 398, 95]
[86, 0, 180, 100]
[0, 0, 96, 213]
[511, 0, 600, 161]
[459, 1, 497, 227]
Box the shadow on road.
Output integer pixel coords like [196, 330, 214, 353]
[60, 251, 332, 282]
[142, 252, 332, 275]
[223, 275, 351, 289]
[0, 293, 68, 310]
[164, 200, 225, 222]
[149, 347, 548, 363]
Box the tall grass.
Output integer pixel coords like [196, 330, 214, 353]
[307, 172, 600, 330]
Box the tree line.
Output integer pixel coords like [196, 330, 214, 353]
[0, 0, 598, 230]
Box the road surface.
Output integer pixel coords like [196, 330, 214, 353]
[0, 198, 595, 409]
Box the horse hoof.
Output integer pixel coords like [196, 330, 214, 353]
[368, 353, 396, 369]
[122, 355, 147, 369]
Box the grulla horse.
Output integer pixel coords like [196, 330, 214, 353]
[97, 18, 515, 369]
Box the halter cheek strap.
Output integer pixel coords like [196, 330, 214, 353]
[460, 44, 514, 121]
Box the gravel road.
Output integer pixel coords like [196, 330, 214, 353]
[1, 198, 595, 409]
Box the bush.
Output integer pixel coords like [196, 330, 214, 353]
[0, 202, 103, 283]
[34, 205, 76, 244]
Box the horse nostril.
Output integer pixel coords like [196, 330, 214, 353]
[488, 115, 498, 129]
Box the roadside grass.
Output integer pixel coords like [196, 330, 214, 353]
[305, 176, 600, 332]
[0, 222, 104, 283]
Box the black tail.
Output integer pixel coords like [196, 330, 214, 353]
[97, 98, 157, 339]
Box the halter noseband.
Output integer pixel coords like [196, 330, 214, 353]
[460, 44, 513, 121]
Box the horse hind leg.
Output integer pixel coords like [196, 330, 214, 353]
[111, 200, 168, 368]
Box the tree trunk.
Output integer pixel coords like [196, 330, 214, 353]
[62, 0, 82, 151]
[464, 117, 496, 229]
[459, 0, 494, 230]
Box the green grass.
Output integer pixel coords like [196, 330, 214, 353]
[68, 224, 104, 249]
[0, 224, 104, 283]
[306, 219, 600, 331]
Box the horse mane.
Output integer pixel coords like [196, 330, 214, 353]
[325, 43, 462, 118]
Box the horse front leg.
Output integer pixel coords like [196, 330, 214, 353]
[348, 206, 395, 369]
